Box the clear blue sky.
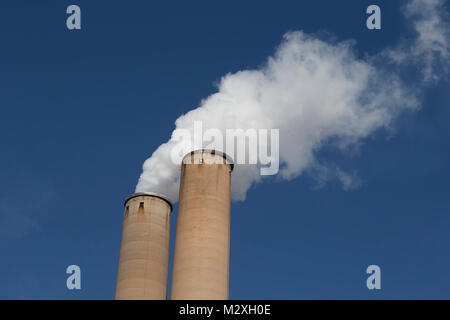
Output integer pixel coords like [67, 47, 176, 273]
[0, 0, 449, 299]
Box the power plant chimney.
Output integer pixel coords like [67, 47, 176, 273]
[115, 192, 172, 300]
[171, 149, 233, 300]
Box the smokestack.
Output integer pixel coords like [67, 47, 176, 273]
[171, 149, 233, 299]
[115, 192, 172, 300]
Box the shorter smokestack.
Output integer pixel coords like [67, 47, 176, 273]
[115, 192, 172, 300]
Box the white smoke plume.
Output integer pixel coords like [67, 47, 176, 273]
[385, 0, 450, 81]
[136, 0, 449, 203]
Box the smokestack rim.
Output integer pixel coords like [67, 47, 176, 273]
[182, 149, 234, 172]
[124, 192, 173, 212]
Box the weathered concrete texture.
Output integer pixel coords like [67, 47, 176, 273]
[171, 150, 232, 300]
[115, 193, 172, 300]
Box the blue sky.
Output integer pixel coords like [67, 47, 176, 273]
[0, 0, 449, 299]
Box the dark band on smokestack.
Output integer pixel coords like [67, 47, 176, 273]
[183, 149, 234, 172]
[115, 192, 172, 300]
[124, 192, 173, 211]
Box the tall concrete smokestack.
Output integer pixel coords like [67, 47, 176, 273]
[171, 149, 233, 300]
[115, 192, 172, 300]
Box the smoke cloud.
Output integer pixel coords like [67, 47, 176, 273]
[385, 0, 450, 81]
[136, 0, 449, 203]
